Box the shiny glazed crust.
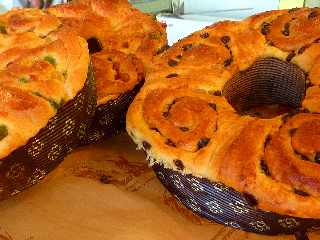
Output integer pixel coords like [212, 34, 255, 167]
[48, 0, 167, 105]
[0, 8, 89, 160]
[127, 8, 320, 218]
[92, 50, 144, 105]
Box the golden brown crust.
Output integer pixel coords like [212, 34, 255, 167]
[0, 8, 61, 37]
[266, 8, 320, 51]
[0, 8, 89, 159]
[92, 50, 144, 105]
[127, 7, 320, 218]
[48, 0, 167, 104]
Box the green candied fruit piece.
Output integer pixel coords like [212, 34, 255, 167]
[18, 76, 30, 83]
[32, 91, 61, 111]
[0, 24, 7, 34]
[44, 56, 57, 66]
[59, 99, 66, 107]
[0, 124, 8, 141]
[48, 99, 61, 110]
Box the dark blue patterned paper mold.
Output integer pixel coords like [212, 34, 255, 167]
[0, 66, 96, 201]
[153, 163, 319, 239]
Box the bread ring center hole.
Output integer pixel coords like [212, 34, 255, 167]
[222, 58, 306, 119]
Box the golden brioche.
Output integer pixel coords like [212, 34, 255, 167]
[127, 8, 320, 218]
[0, 8, 89, 160]
[92, 50, 144, 105]
[48, 0, 167, 105]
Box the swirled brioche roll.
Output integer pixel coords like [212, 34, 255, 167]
[127, 7, 320, 226]
[0, 7, 95, 201]
[48, 0, 167, 141]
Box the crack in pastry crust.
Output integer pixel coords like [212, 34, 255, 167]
[127, 8, 320, 218]
[92, 50, 144, 105]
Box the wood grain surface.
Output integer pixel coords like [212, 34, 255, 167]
[0, 134, 319, 240]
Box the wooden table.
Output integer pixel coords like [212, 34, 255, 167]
[0, 134, 319, 240]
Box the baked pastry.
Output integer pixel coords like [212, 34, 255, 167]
[127, 7, 320, 235]
[48, 0, 167, 141]
[0, 8, 95, 200]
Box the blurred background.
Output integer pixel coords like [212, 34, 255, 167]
[0, 0, 320, 45]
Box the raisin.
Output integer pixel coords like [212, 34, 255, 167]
[294, 188, 310, 196]
[314, 38, 320, 43]
[174, 159, 184, 170]
[208, 103, 217, 111]
[166, 73, 178, 78]
[151, 128, 161, 134]
[163, 111, 169, 118]
[200, 32, 209, 39]
[242, 192, 258, 207]
[142, 141, 151, 150]
[260, 160, 271, 176]
[179, 127, 189, 132]
[166, 139, 176, 147]
[224, 58, 233, 67]
[286, 51, 296, 62]
[168, 59, 178, 67]
[261, 22, 270, 35]
[221, 35, 230, 44]
[197, 138, 210, 149]
[212, 90, 222, 96]
[282, 22, 290, 36]
[298, 46, 307, 54]
[295, 150, 309, 161]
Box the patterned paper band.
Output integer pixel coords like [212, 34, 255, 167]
[82, 80, 144, 144]
[152, 163, 320, 238]
[0, 65, 96, 201]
